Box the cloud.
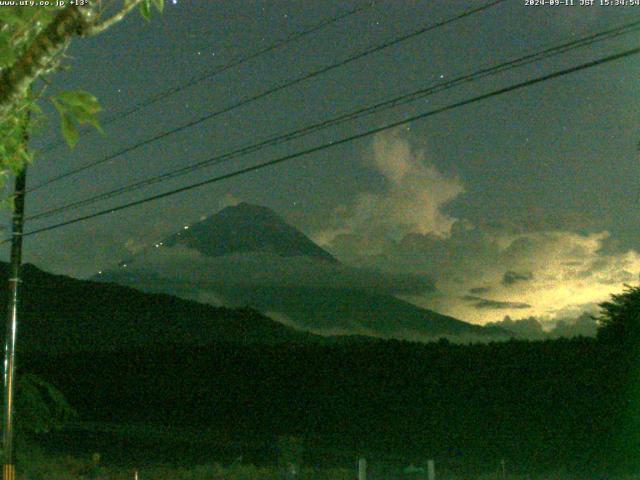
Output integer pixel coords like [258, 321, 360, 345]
[316, 134, 640, 326]
[551, 313, 598, 338]
[119, 245, 434, 297]
[391, 228, 639, 324]
[486, 316, 545, 339]
[265, 310, 511, 344]
[389, 228, 639, 324]
[468, 286, 491, 295]
[463, 295, 531, 310]
[314, 129, 464, 250]
[502, 270, 533, 286]
[487, 312, 598, 340]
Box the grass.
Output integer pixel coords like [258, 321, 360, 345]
[18, 456, 354, 480]
[15, 452, 640, 479]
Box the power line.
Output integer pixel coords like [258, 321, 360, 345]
[15, 45, 640, 242]
[38, 0, 378, 154]
[25, 18, 640, 223]
[29, 0, 506, 193]
[28, 19, 640, 221]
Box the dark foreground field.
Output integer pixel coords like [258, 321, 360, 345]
[18, 334, 640, 478]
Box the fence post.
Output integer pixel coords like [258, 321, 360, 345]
[278, 436, 303, 479]
[427, 459, 435, 480]
[358, 457, 367, 480]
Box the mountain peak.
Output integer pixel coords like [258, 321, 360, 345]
[159, 203, 337, 262]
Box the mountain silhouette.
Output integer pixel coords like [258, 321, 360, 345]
[120, 202, 336, 266]
[0, 262, 319, 353]
[99, 203, 507, 342]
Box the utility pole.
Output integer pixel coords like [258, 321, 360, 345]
[2, 133, 28, 480]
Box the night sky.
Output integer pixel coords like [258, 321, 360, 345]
[6, 0, 639, 327]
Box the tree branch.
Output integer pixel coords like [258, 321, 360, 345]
[82, 0, 144, 37]
[0, 6, 87, 121]
[0, 1, 143, 121]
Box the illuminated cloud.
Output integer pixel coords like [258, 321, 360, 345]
[487, 312, 598, 339]
[317, 133, 640, 326]
[315, 129, 464, 250]
[463, 295, 531, 310]
[346, 226, 640, 325]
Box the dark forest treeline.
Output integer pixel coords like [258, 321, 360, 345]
[20, 336, 637, 475]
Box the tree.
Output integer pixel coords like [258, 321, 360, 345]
[596, 284, 640, 350]
[10, 374, 78, 476]
[596, 284, 640, 471]
[15, 374, 76, 435]
[0, 0, 164, 186]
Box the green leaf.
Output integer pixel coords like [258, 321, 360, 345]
[152, 0, 165, 13]
[140, 0, 152, 21]
[60, 111, 79, 148]
[27, 100, 42, 115]
[55, 90, 101, 114]
[74, 110, 103, 133]
[51, 91, 102, 147]
[0, 8, 28, 25]
[0, 43, 16, 69]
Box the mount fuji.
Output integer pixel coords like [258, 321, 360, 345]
[96, 203, 506, 342]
